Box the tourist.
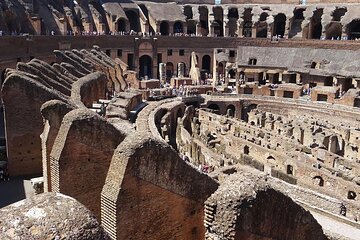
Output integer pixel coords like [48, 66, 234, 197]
[100, 103, 106, 117]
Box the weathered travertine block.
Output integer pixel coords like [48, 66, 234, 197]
[0, 193, 110, 240]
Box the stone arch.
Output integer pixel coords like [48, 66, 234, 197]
[226, 104, 235, 117]
[311, 9, 323, 39]
[242, 8, 253, 37]
[244, 145, 250, 155]
[207, 103, 220, 112]
[178, 62, 187, 77]
[166, 62, 174, 80]
[213, 6, 224, 37]
[173, 21, 183, 33]
[117, 18, 127, 32]
[326, 22, 342, 39]
[231, 188, 327, 239]
[199, 6, 209, 36]
[286, 164, 294, 175]
[184, 6, 193, 19]
[313, 176, 324, 187]
[347, 19, 360, 40]
[202, 55, 211, 73]
[332, 8, 347, 22]
[256, 13, 268, 38]
[139, 55, 152, 78]
[243, 21, 252, 37]
[160, 21, 169, 35]
[273, 13, 286, 37]
[89, 0, 108, 32]
[125, 10, 140, 32]
[228, 8, 239, 37]
[347, 190, 357, 200]
[218, 62, 225, 75]
[289, 8, 304, 38]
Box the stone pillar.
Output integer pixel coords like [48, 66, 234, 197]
[237, 20, 243, 37]
[252, 25, 257, 38]
[178, 63, 185, 78]
[341, 29, 348, 40]
[159, 63, 166, 85]
[183, 23, 187, 35]
[155, 22, 160, 33]
[143, 20, 150, 34]
[98, 23, 106, 34]
[296, 73, 301, 84]
[196, 21, 202, 36]
[60, 18, 67, 35]
[210, 21, 215, 37]
[224, 20, 229, 37]
[169, 22, 174, 35]
[321, 21, 327, 39]
[284, 18, 290, 38]
[267, 23, 273, 38]
[225, 68, 229, 85]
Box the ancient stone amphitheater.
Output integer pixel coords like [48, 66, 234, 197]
[0, 0, 360, 239]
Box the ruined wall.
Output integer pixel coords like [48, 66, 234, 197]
[50, 109, 127, 221]
[205, 169, 327, 240]
[40, 100, 74, 192]
[101, 133, 219, 240]
[1, 72, 66, 175]
[71, 72, 107, 108]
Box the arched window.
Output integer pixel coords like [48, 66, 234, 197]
[347, 20, 360, 40]
[226, 104, 235, 117]
[160, 21, 169, 35]
[273, 14, 286, 37]
[348, 191, 357, 200]
[199, 6, 209, 36]
[125, 10, 140, 32]
[139, 55, 152, 78]
[173, 21, 183, 33]
[313, 176, 324, 187]
[311, 9, 323, 39]
[202, 55, 211, 72]
[208, 103, 220, 112]
[117, 18, 126, 32]
[244, 145, 249, 155]
[286, 164, 293, 175]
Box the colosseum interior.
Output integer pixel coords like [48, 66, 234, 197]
[0, 0, 360, 239]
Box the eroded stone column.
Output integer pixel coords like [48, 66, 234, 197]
[237, 20, 243, 37]
[159, 62, 166, 85]
[177, 62, 185, 78]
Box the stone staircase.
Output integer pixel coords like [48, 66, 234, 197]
[204, 202, 216, 231]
